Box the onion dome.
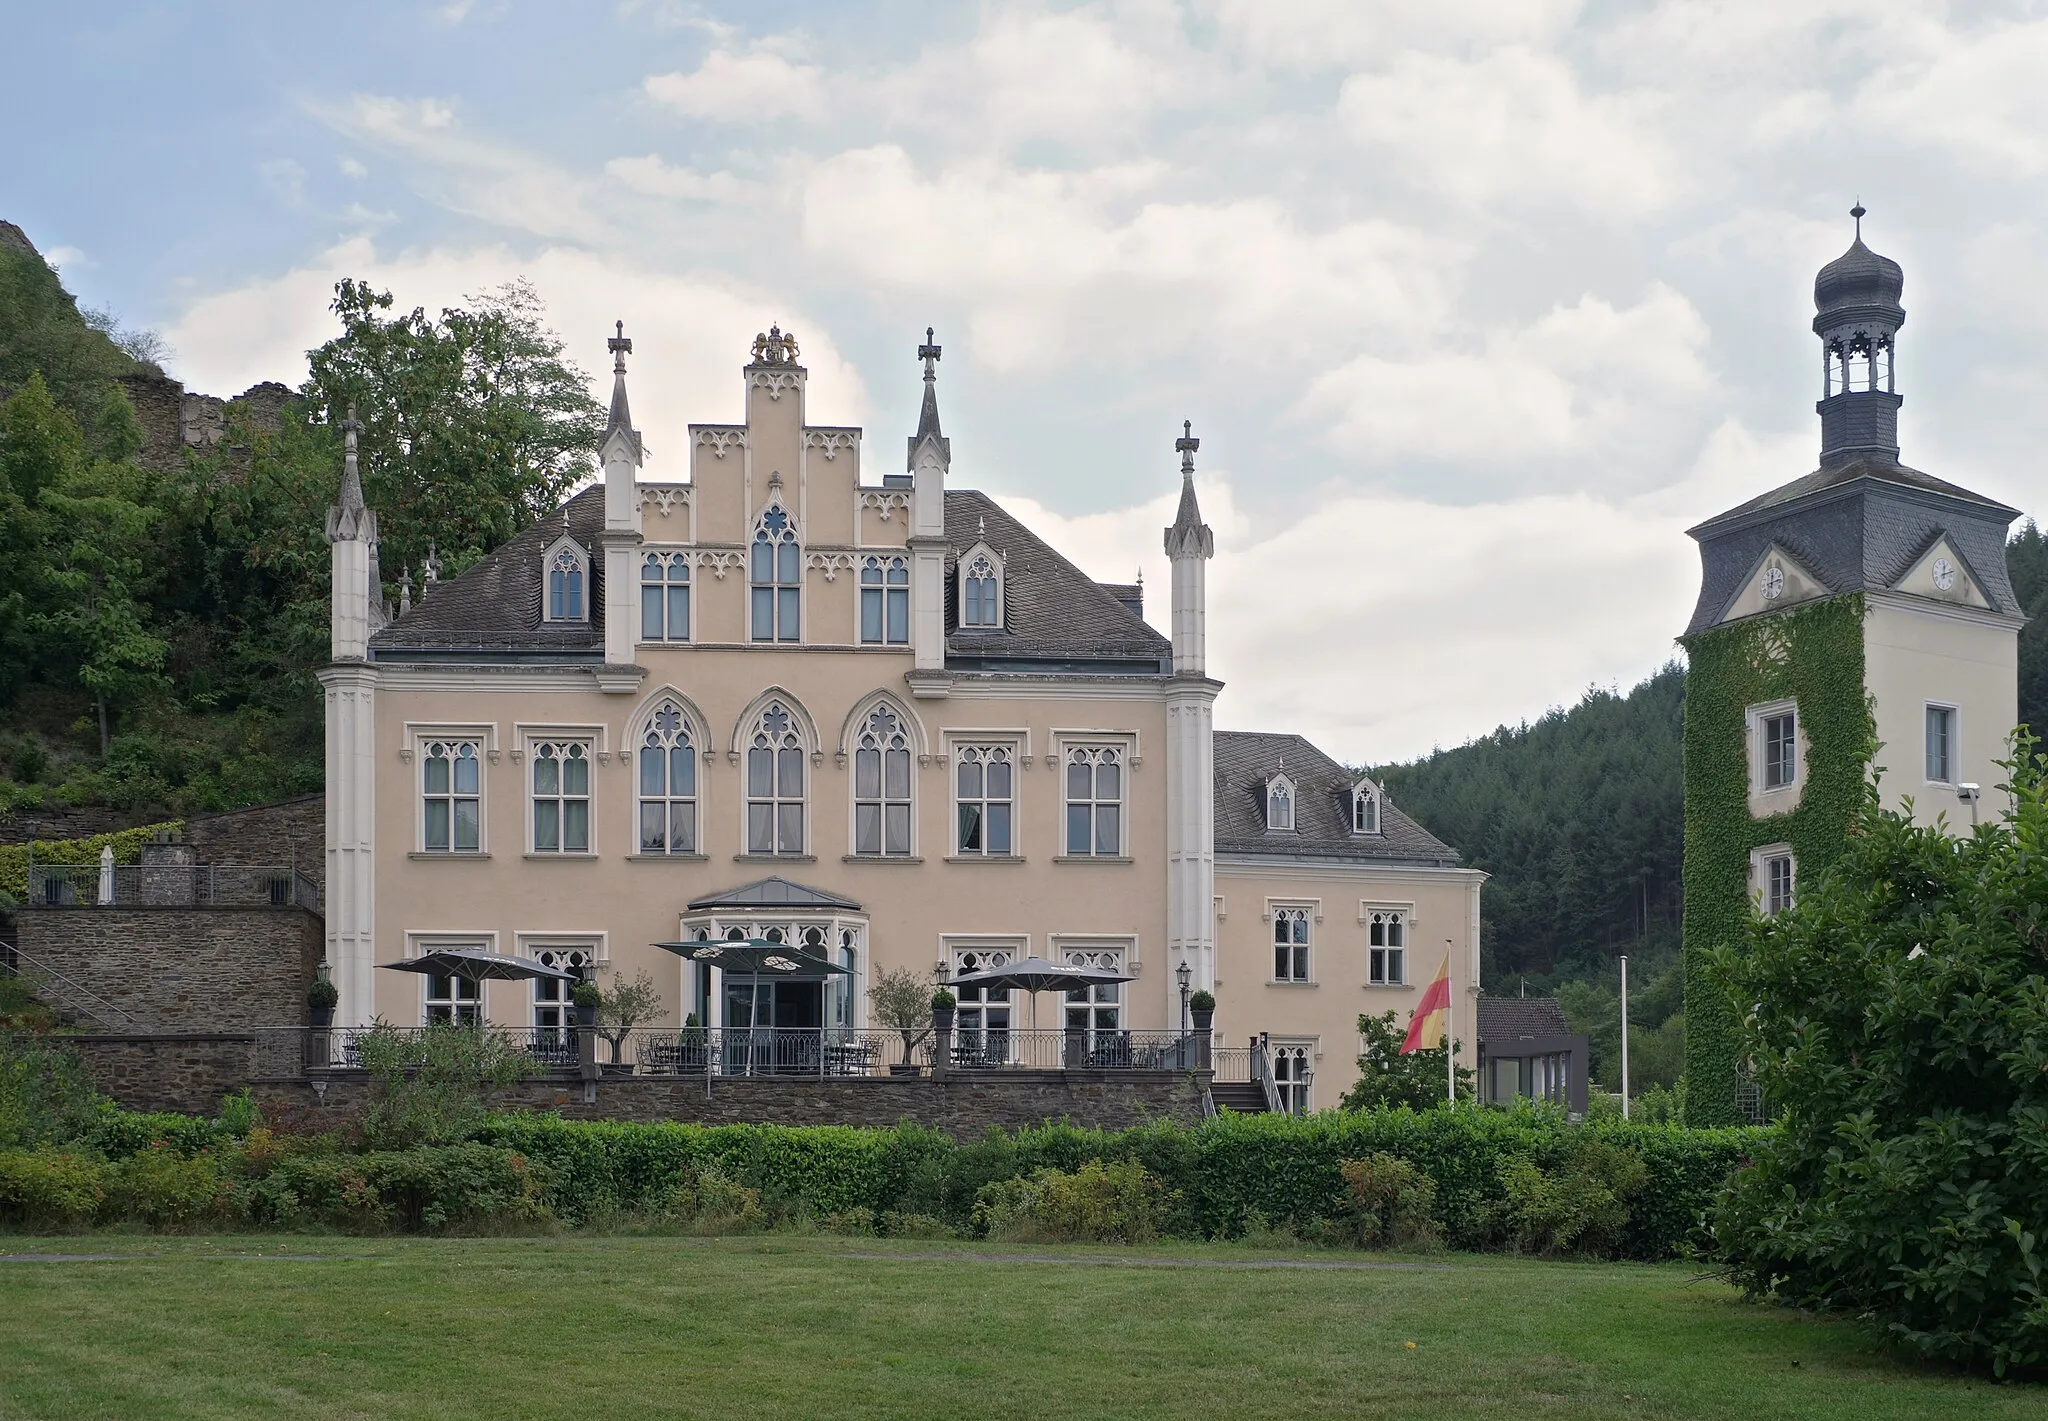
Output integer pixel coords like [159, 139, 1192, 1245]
[1813, 205, 1904, 334]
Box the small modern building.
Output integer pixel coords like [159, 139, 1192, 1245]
[1679, 210, 2024, 1125]
[1474, 998, 1589, 1116]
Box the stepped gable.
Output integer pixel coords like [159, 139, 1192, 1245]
[371, 485, 607, 654]
[944, 489, 1170, 666]
[1214, 730, 1459, 865]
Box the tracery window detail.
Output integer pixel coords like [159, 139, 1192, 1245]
[1273, 907, 1310, 982]
[860, 556, 909, 645]
[547, 546, 586, 622]
[962, 553, 1001, 628]
[1267, 778, 1294, 831]
[531, 742, 590, 853]
[955, 745, 1014, 856]
[1367, 911, 1406, 985]
[853, 705, 913, 856]
[745, 702, 806, 855]
[641, 552, 690, 641]
[751, 505, 801, 642]
[422, 740, 481, 853]
[638, 702, 697, 855]
[1352, 783, 1381, 835]
[1064, 746, 1123, 857]
[1273, 1045, 1311, 1114]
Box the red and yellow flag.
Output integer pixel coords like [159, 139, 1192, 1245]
[1400, 954, 1452, 1054]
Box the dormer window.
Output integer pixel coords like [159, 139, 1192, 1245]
[544, 539, 588, 622]
[1352, 780, 1381, 835]
[1266, 775, 1295, 832]
[957, 543, 1004, 629]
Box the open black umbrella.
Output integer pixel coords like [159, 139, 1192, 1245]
[650, 937, 850, 1029]
[381, 948, 577, 1023]
[946, 956, 1131, 1032]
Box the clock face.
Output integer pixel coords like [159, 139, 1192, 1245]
[1761, 566, 1785, 601]
[1932, 557, 1956, 591]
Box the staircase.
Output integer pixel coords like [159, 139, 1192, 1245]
[1208, 1080, 1269, 1114]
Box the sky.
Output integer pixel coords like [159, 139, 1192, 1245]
[7, 1, 2045, 763]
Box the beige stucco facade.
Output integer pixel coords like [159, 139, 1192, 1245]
[322, 329, 1483, 1101]
[1863, 594, 2021, 828]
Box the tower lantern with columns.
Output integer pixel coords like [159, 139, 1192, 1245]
[1164, 421, 1220, 1003]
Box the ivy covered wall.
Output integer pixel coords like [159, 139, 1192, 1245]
[1680, 595, 1872, 1126]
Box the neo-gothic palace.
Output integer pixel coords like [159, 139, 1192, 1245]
[319, 325, 1483, 1106]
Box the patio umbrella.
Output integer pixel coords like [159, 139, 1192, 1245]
[650, 938, 850, 1029]
[946, 956, 1132, 1032]
[381, 948, 578, 1023]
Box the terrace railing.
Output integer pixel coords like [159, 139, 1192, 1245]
[25, 863, 321, 912]
[946, 1028, 1200, 1072]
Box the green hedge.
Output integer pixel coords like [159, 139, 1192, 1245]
[481, 1108, 1761, 1259]
[0, 821, 180, 901]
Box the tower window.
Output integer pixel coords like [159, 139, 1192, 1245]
[860, 556, 909, 645]
[751, 506, 801, 642]
[1762, 712, 1797, 791]
[1926, 705, 1955, 784]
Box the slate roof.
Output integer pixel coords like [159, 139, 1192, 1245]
[1683, 457, 2023, 636]
[687, 876, 862, 911]
[1475, 998, 1574, 1049]
[371, 485, 608, 654]
[370, 484, 1172, 670]
[1213, 731, 1461, 866]
[943, 489, 1171, 670]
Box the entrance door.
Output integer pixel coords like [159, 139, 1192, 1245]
[722, 977, 825, 1073]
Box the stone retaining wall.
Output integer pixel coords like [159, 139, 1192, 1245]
[68, 1035, 263, 1115]
[17, 906, 322, 1030]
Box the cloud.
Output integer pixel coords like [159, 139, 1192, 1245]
[1861, 16, 2048, 173]
[259, 158, 308, 208]
[1299, 285, 1714, 471]
[1214, 0, 1585, 70]
[644, 50, 826, 122]
[43, 245, 87, 269]
[603, 154, 750, 204]
[339, 156, 368, 179]
[315, 94, 607, 243]
[1338, 47, 1679, 213]
[161, 235, 872, 464]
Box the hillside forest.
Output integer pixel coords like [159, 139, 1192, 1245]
[3, 233, 2044, 1088]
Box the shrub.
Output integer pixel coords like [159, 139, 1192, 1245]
[670, 1161, 763, 1232]
[1333, 1153, 1439, 1249]
[973, 1160, 1169, 1244]
[1188, 990, 1215, 1014]
[307, 978, 338, 1011]
[105, 1144, 229, 1227]
[356, 1022, 530, 1149]
[0, 1034, 101, 1148]
[1478, 1135, 1647, 1257]
[0, 1148, 106, 1227]
[1712, 744, 2048, 1375]
[931, 988, 956, 1012]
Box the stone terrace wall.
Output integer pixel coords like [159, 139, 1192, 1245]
[69, 1035, 263, 1116]
[251, 1068, 1204, 1136]
[185, 795, 326, 896]
[17, 906, 321, 1031]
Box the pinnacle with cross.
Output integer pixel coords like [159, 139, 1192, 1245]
[608, 320, 632, 372]
[918, 326, 941, 379]
[340, 404, 363, 441]
[1175, 419, 1199, 475]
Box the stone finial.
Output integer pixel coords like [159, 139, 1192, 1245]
[423, 543, 442, 585]
[608, 319, 633, 371]
[906, 326, 950, 471]
[1176, 419, 1199, 476]
[399, 566, 413, 616]
[919, 325, 942, 379]
[1164, 418, 1213, 561]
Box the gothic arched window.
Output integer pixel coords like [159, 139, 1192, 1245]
[1273, 907, 1310, 982]
[1266, 776, 1295, 832]
[745, 701, 805, 854]
[637, 701, 697, 855]
[751, 505, 801, 642]
[860, 555, 909, 644]
[546, 544, 586, 621]
[1352, 781, 1381, 835]
[853, 705, 913, 856]
[961, 553, 1001, 628]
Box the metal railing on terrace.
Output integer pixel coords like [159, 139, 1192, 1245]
[25, 863, 320, 912]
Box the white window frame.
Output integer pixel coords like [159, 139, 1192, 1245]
[750, 501, 802, 644]
[1266, 774, 1296, 832]
[1363, 903, 1412, 986]
[944, 936, 1027, 1043]
[1051, 937, 1131, 1047]
[542, 534, 589, 624]
[1749, 699, 1800, 797]
[639, 548, 692, 643]
[522, 939, 601, 1042]
[1925, 702, 1958, 785]
[527, 739, 594, 854]
[851, 703, 916, 857]
[635, 698, 701, 857]
[414, 730, 490, 855]
[951, 740, 1020, 857]
[1351, 779, 1382, 835]
[859, 554, 910, 645]
[743, 699, 809, 857]
[1750, 843, 1796, 917]
[1059, 738, 1131, 858]
[957, 543, 1005, 630]
[1269, 901, 1313, 983]
[1271, 1039, 1315, 1115]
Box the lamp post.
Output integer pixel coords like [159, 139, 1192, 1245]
[1619, 954, 1630, 1120]
[1175, 959, 1192, 1034]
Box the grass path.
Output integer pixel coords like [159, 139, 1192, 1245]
[0, 1235, 2032, 1419]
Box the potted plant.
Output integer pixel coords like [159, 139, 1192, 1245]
[869, 966, 933, 1075]
[307, 976, 339, 1029]
[1188, 989, 1215, 1032]
[931, 987, 957, 1034]
[571, 978, 602, 1029]
[596, 968, 663, 1071]
[679, 1012, 707, 1069]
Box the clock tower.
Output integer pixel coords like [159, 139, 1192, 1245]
[1676, 209, 2024, 1125]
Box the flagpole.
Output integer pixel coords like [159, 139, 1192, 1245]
[1446, 939, 1455, 1105]
[1620, 955, 1631, 1120]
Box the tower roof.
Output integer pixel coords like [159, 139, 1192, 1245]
[1813, 206, 1904, 333]
[604, 321, 641, 462]
[1165, 420, 1213, 559]
[906, 326, 951, 470]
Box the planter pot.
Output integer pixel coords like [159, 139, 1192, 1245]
[308, 1005, 336, 1030]
[574, 1003, 599, 1029]
[932, 1007, 957, 1033]
[1189, 1009, 1214, 1033]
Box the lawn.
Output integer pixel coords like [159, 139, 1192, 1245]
[0, 1235, 2031, 1419]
